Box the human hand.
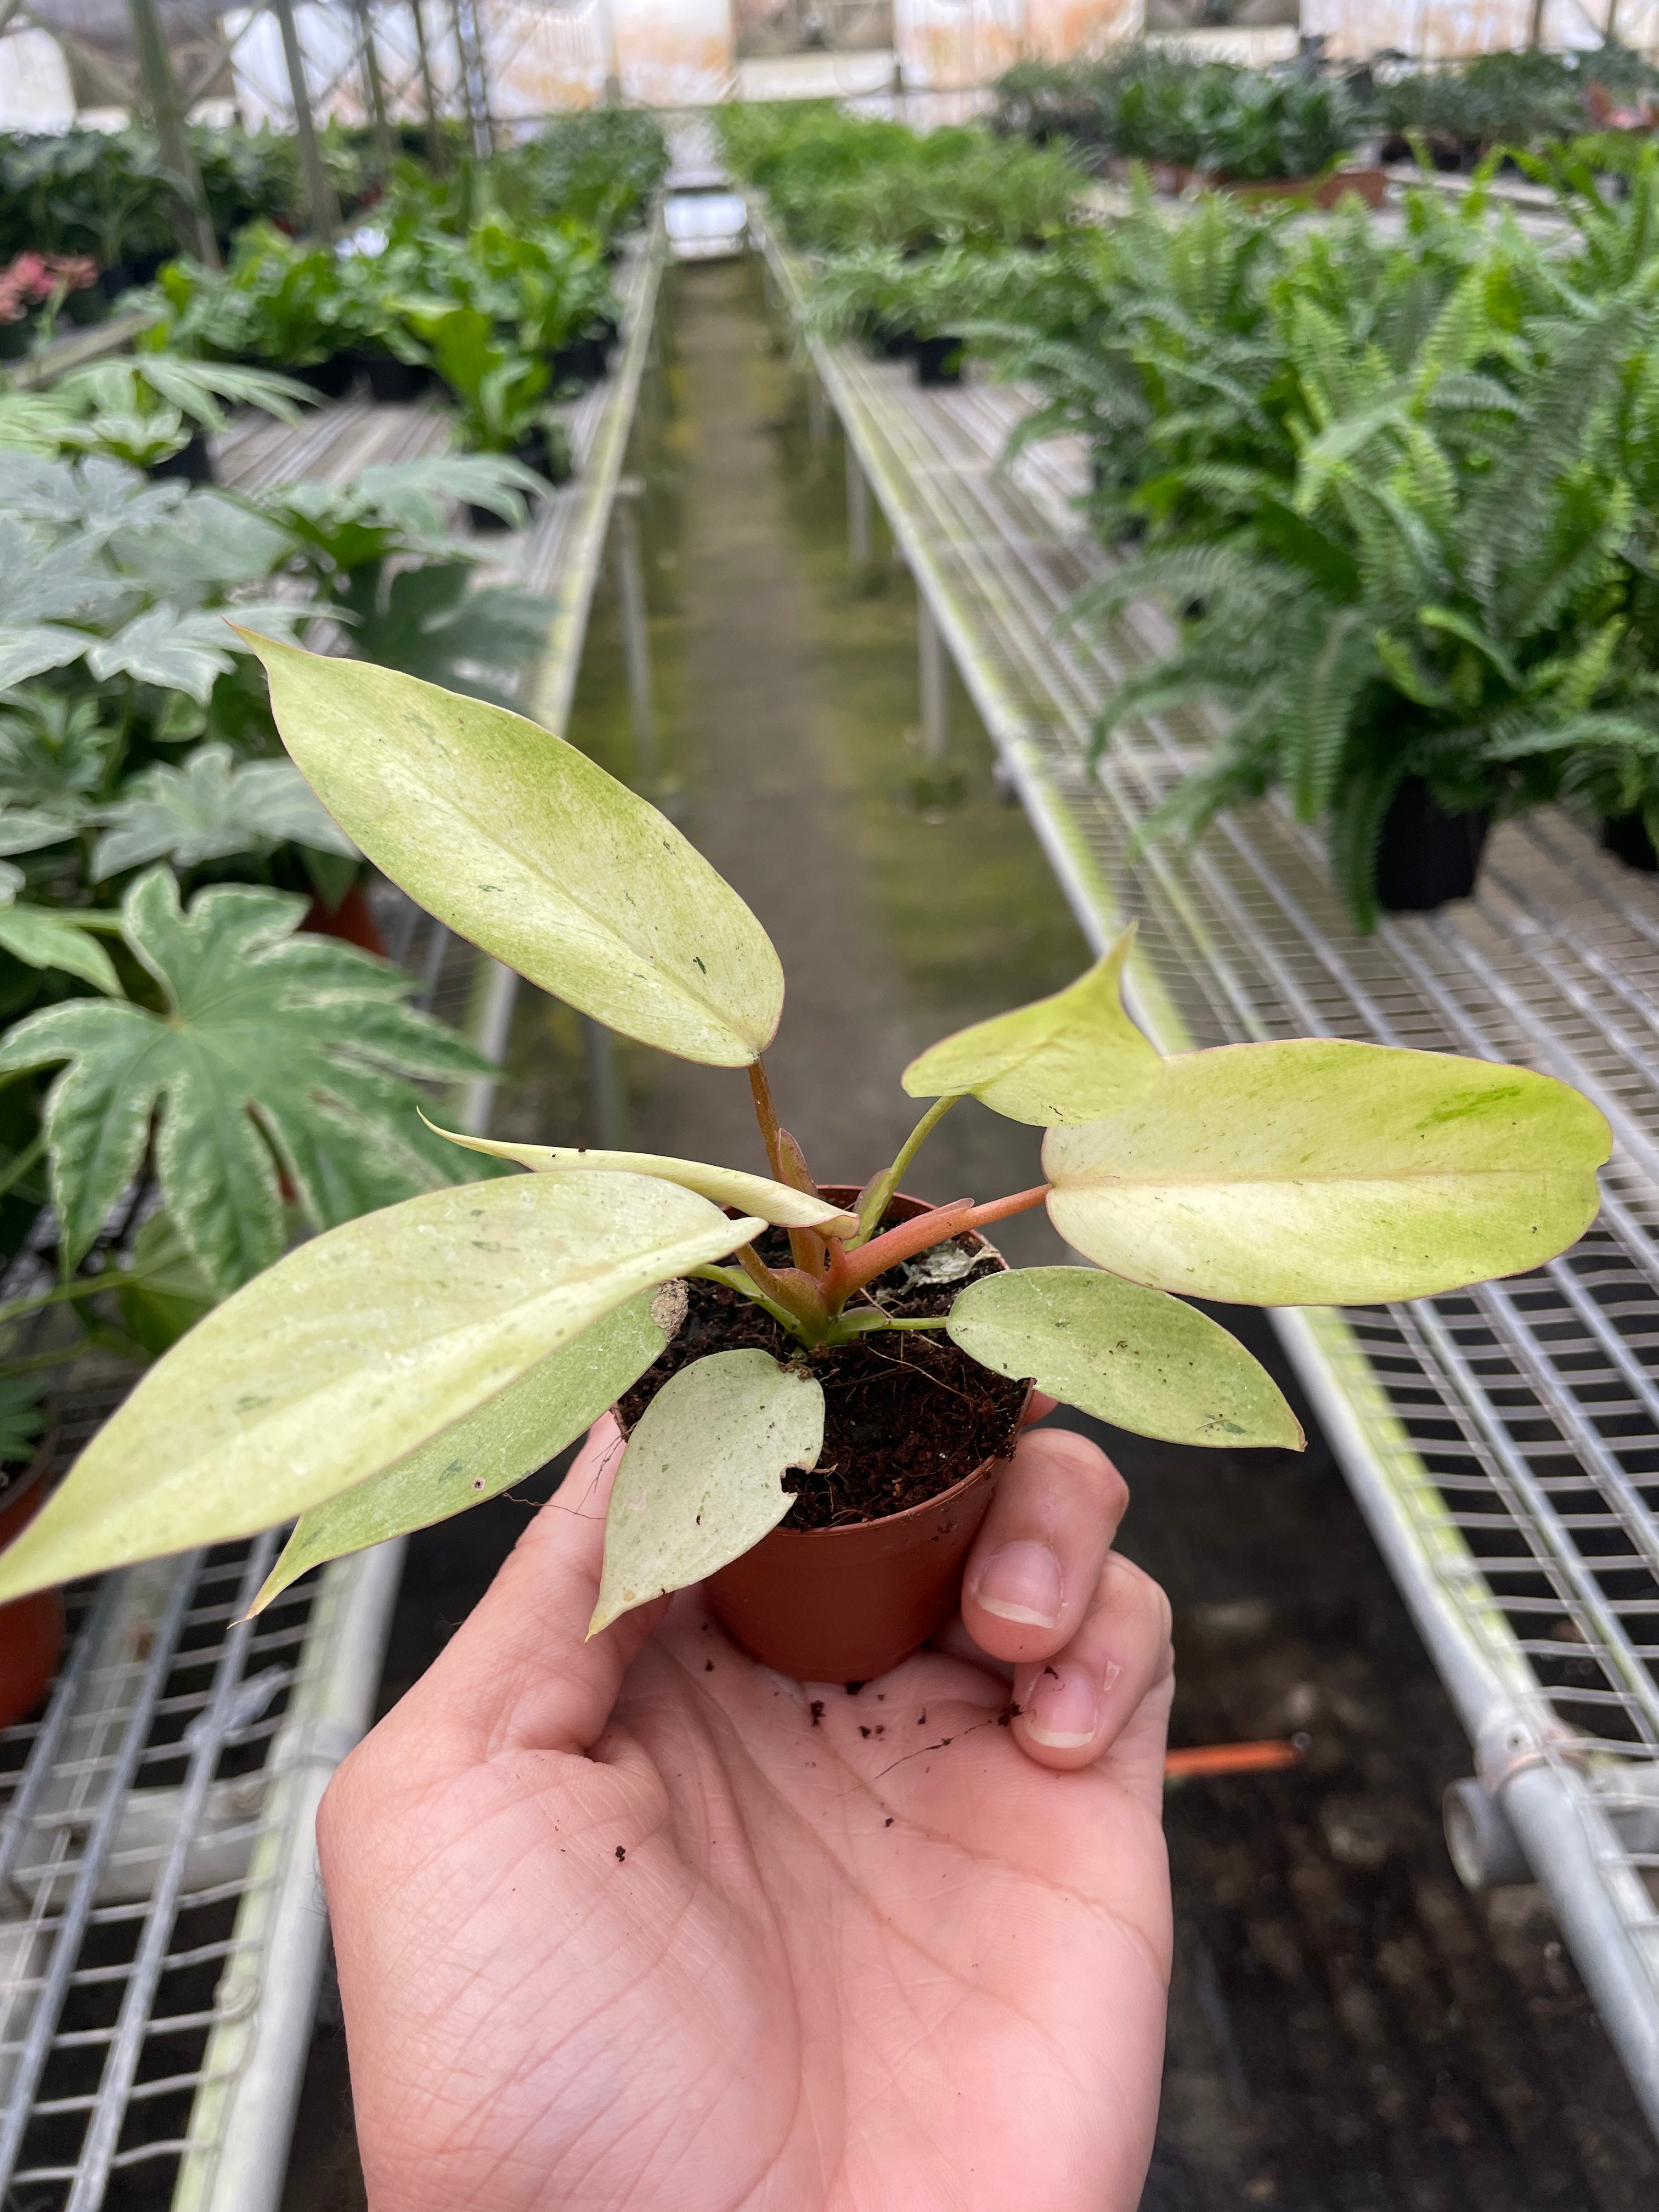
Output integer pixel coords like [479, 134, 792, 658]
[319, 1409, 1175, 2212]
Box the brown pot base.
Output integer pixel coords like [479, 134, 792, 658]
[0, 1434, 64, 1729]
[616, 1187, 1028, 1680]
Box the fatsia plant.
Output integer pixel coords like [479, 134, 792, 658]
[0, 643, 1609, 1624]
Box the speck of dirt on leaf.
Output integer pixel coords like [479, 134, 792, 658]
[809, 1700, 826, 1727]
[885, 1817, 894, 1827]
[859, 1725, 871, 1739]
[845, 1681, 864, 1696]
[704, 1659, 714, 1672]
[614, 1846, 626, 1864]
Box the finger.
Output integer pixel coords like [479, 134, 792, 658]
[1012, 1550, 1173, 1780]
[1021, 1389, 1059, 1425]
[373, 1412, 667, 1763]
[960, 1426, 1128, 1664]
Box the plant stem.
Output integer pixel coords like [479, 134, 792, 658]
[0, 1133, 45, 1206]
[687, 1263, 812, 1342]
[0, 1269, 139, 1331]
[827, 1182, 1052, 1308]
[747, 1058, 785, 1181]
[851, 1094, 961, 1247]
[733, 1243, 826, 1336]
[954, 1184, 1051, 1234]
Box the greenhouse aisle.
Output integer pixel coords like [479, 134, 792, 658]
[279, 261, 1657, 2212]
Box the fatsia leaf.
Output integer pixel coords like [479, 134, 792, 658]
[252, 1285, 679, 1613]
[91, 745, 358, 881]
[343, 562, 551, 707]
[1043, 1040, 1609, 1306]
[0, 866, 493, 1293]
[589, 1348, 824, 1637]
[117, 1206, 216, 1357]
[946, 1266, 1302, 1449]
[86, 607, 240, 702]
[0, 903, 120, 995]
[247, 636, 784, 1068]
[900, 932, 1160, 1126]
[0, 1175, 766, 1606]
[426, 1121, 860, 1234]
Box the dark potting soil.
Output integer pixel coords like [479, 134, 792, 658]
[614, 1224, 1027, 1530]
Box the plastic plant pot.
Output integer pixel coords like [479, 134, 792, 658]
[292, 356, 354, 400]
[0, 1435, 65, 1730]
[0, 315, 32, 362]
[691, 1187, 1028, 1683]
[913, 336, 965, 388]
[301, 878, 387, 956]
[1375, 775, 1490, 914]
[148, 432, 215, 486]
[1600, 812, 1658, 873]
[550, 335, 610, 388]
[360, 354, 433, 404]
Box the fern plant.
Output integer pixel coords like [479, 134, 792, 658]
[1080, 282, 1659, 928]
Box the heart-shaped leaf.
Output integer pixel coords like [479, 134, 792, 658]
[427, 1122, 860, 1235]
[947, 1266, 1302, 1448]
[1044, 1040, 1610, 1305]
[252, 1284, 680, 1614]
[0, 1173, 766, 1606]
[901, 931, 1160, 1126]
[246, 635, 784, 1068]
[589, 1348, 824, 1637]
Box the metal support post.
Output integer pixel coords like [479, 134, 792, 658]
[612, 479, 658, 790]
[450, 0, 495, 157]
[126, 0, 219, 266]
[352, 0, 396, 177]
[410, 0, 448, 172]
[918, 596, 948, 766]
[270, 0, 341, 238]
[846, 446, 871, 567]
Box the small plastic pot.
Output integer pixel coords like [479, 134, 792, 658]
[0, 314, 33, 362]
[702, 1186, 1023, 1683]
[1375, 775, 1489, 915]
[149, 431, 215, 486]
[1600, 812, 1657, 873]
[301, 878, 386, 956]
[0, 1435, 64, 1731]
[549, 335, 610, 388]
[913, 335, 964, 388]
[365, 354, 432, 403]
[292, 356, 354, 400]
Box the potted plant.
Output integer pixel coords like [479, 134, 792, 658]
[0, 1379, 60, 1728]
[0, 641, 1609, 1681]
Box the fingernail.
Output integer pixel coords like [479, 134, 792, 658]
[1022, 1662, 1098, 1750]
[974, 1541, 1063, 1628]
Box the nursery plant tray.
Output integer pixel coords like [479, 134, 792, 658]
[0, 223, 666, 2211]
[756, 204, 1659, 2136]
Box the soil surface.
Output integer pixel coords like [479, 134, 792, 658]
[614, 1228, 1025, 1528]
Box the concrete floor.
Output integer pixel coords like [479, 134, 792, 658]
[279, 258, 1659, 2212]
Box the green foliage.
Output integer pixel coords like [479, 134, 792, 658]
[0, 1374, 45, 1468]
[0, 865, 491, 1293]
[718, 104, 1083, 253]
[993, 48, 1359, 181]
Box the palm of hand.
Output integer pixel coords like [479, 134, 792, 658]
[323, 1425, 1173, 2212]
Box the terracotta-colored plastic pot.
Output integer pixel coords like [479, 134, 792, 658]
[0, 1434, 64, 1729]
[702, 1187, 1023, 1683]
[301, 879, 387, 957]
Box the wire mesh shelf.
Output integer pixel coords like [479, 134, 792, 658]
[0, 225, 665, 2208]
[754, 207, 1659, 2130]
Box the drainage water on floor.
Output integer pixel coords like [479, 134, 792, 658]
[279, 258, 1656, 2212]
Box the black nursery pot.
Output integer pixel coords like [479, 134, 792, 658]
[62, 284, 107, 328]
[363, 354, 433, 403]
[292, 356, 354, 399]
[914, 335, 964, 387]
[550, 334, 610, 388]
[0, 315, 33, 361]
[149, 431, 216, 486]
[870, 320, 915, 361]
[1375, 776, 1489, 915]
[466, 434, 561, 532]
[1600, 811, 1658, 873]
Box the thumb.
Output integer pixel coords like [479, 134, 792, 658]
[384, 1413, 665, 1762]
